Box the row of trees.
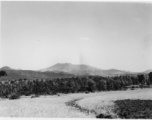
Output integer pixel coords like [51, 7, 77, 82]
[0, 71, 151, 99]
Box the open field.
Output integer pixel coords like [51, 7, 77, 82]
[76, 88, 152, 118]
[0, 88, 152, 118]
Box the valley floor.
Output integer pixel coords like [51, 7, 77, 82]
[0, 88, 152, 118]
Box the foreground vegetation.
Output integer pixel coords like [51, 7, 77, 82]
[0, 70, 152, 99]
[114, 99, 152, 119]
[0, 87, 151, 117]
[75, 88, 152, 118]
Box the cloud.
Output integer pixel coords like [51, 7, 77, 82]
[80, 37, 90, 41]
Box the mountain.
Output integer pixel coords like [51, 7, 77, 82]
[0, 66, 13, 70]
[143, 69, 152, 74]
[40, 63, 129, 76]
[40, 63, 101, 75]
[0, 64, 146, 80]
[0, 66, 74, 80]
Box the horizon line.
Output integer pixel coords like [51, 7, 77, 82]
[0, 63, 151, 73]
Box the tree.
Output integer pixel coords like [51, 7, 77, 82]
[138, 74, 145, 88]
[148, 72, 152, 84]
[0, 71, 7, 77]
[87, 79, 96, 92]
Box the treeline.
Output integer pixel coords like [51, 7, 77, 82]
[0, 71, 152, 99]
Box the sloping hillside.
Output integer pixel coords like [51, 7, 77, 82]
[40, 63, 130, 76]
[0, 69, 74, 80]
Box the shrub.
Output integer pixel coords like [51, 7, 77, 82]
[96, 114, 113, 118]
[0, 71, 7, 77]
[85, 91, 89, 94]
[31, 94, 39, 98]
[7, 93, 20, 100]
[131, 86, 135, 90]
[114, 99, 152, 119]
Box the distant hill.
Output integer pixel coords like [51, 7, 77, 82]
[40, 63, 130, 76]
[0, 66, 13, 70]
[0, 69, 74, 80]
[143, 69, 152, 74]
[0, 64, 150, 80]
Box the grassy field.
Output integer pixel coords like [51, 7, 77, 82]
[0, 94, 95, 117]
[76, 88, 152, 118]
[0, 88, 151, 118]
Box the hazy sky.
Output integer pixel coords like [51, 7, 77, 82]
[1, 1, 152, 72]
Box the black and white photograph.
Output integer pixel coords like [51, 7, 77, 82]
[0, 1, 152, 118]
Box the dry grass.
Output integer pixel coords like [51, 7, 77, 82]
[0, 88, 151, 117]
[0, 95, 95, 117]
[76, 88, 152, 117]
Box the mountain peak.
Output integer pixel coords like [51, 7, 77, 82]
[40, 63, 104, 75]
[39, 63, 132, 76]
[0, 66, 12, 70]
[54, 63, 72, 66]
